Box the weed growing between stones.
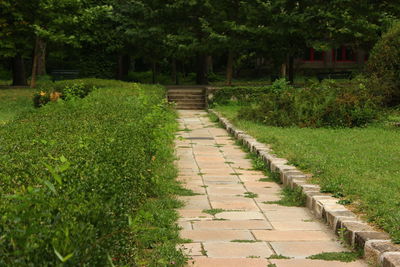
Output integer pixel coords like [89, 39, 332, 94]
[202, 209, 226, 216]
[231, 240, 260, 243]
[173, 186, 203, 196]
[263, 187, 306, 207]
[200, 244, 208, 256]
[268, 254, 291, 259]
[307, 251, 363, 262]
[244, 192, 258, 198]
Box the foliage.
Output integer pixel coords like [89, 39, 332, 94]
[78, 51, 117, 79]
[214, 104, 400, 243]
[367, 21, 400, 106]
[0, 88, 35, 124]
[210, 86, 272, 106]
[0, 80, 187, 266]
[239, 79, 379, 128]
[33, 79, 98, 108]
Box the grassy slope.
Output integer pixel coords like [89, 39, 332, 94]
[0, 88, 34, 124]
[215, 104, 400, 242]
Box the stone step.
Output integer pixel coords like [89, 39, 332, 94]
[169, 99, 205, 104]
[168, 94, 204, 99]
[167, 88, 206, 110]
[176, 107, 205, 110]
[175, 103, 205, 108]
[169, 100, 206, 105]
[168, 89, 204, 94]
[168, 95, 205, 100]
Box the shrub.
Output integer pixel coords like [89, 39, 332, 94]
[210, 79, 292, 106]
[367, 21, 400, 106]
[210, 86, 272, 105]
[239, 79, 379, 128]
[33, 79, 99, 107]
[0, 81, 186, 266]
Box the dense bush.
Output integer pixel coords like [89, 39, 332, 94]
[239, 79, 379, 128]
[33, 79, 102, 107]
[0, 81, 187, 266]
[367, 21, 400, 106]
[210, 79, 292, 106]
[210, 86, 271, 105]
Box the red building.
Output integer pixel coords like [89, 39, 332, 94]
[298, 46, 368, 72]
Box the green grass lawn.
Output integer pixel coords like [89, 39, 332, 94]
[214, 104, 400, 243]
[0, 88, 35, 124]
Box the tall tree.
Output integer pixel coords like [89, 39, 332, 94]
[0, 0, 34, 85]
[209, 0, 253, 85]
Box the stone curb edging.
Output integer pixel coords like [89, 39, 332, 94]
[209, 109, 400, 267]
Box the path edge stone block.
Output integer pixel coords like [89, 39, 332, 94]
[209, 109, 400, 267]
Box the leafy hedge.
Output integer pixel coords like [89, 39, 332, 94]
[0, 80, 187, 266]
[237, 79, 379, 128]
[209, 79, 292, 106]
[367, 21, 400, 106]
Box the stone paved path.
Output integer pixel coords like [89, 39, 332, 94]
[176, 110, 368, 267]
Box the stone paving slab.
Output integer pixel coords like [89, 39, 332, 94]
[215, 211, 265, 220]
[188, 258, 269, 267]
[203, 242, 273, 258]
[180, 229, 254, 242]
[270, 241, 346, 258]
[270, 259, 369, 267]
[193, 220, 272, 230]
[176, 110, 368, 266]
[253, 230, 334, 241]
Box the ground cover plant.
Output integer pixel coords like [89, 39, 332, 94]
[0, 80, 187, 266]
[213, 104, 400, 243]
[0, 88, 34, 124]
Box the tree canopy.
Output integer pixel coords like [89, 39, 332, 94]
[0, 0, 399, 85]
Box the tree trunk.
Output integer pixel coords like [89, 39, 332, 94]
[117, 54, 130, 80]
[226, 50, 234, 86]
[151, 61, 156, 84]
[206, 55, 213, 73]
[171, 58, 177, 85]
[12, 54, 27, 86]
[288, 55, 295, 84]
[196, 53, 208, 85]
[36, 39, 47, 76]
[30, 37, 40, 88]
[280, 63, 287, 79]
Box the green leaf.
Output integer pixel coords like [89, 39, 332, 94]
[43, 180, 58, 195]
[107, 254, 116, 267]
[44, 163, 62, 185]
[60, 155, 68, 163]
[59, 162, 71, 172]
[54, 248, 74, 263]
